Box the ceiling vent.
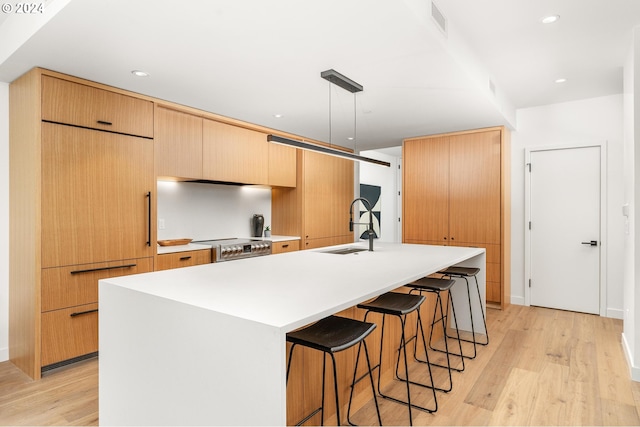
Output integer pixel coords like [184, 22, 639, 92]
[431, 1, 447, 36]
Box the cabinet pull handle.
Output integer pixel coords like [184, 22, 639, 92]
[146, 192, 152, 247]
[70, 263, 137, 274]
[96, 120, 112, 126]
[282, 244, 289, 248]
[70, 309, 98, 317]
[180, 256, 192, 261]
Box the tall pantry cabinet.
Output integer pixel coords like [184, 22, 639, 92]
[403, 127, 511, 309]
[9, 69, 155, 379]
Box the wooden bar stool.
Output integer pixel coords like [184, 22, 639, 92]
[405, 277, 466, 391]
[286, 315, 382, 426]
[439, 266, 488, 359]
[357, 292, 437, 426]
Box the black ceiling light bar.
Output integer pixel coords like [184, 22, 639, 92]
[320, 69, 363, 93]
[267, 135, 391, 167]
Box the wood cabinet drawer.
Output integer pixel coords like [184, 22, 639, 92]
[272, 240, 300, 254]
[451, 242, 500, 264]
[42, 75, 153, 138]
[42, 258, 153, 312]
[41, 303, 98, 367]
[156, 249, 212, 271]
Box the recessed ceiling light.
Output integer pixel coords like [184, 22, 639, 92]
[131, 70, 149, 77]
[347, 137, 354, 141]
[541, 15, 560, 24]
[273, 114, 283, 118]
[555, 78, 567, 83]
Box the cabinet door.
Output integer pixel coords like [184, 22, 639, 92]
[42, 257, 153, 312]
[156, 249, 212, 271]
[303, 151, 353, 242]
[268, 142, 297, 187]
[202, 119, 269, 184]
[41, 123, 154, 268]
[448, 131, 501, 244]
[42, 75, 153, 138]
[271, 240, 299, 254]
[41, 303, 99, 367]
[156, 107, 203, 178]
[402, 137, 450, 243]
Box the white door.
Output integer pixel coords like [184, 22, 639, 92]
[529, 146, 601, 314]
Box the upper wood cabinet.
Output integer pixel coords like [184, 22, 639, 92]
[403, 127, 510, 309]
[155, 107, 203, 179]
[268, 143, 297, 187]
[203, 119, 269, 184]
[41, 75, 153, 138]
[272, 149, 354, 250]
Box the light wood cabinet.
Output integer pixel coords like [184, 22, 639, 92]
[41, 75, 153, 138]
[403, 127, 510, 308]
[156, 249, 212, 271]
[203, 119, 269, 184]
[272, 149, 354, 250]
[41, 123, 155, 268]
[268, 143, 297, 187]
[271, 240, 300, 254]
[155, 106, 203, 179]
[42, 258, 153, 312]
[10, 69, 157, 378]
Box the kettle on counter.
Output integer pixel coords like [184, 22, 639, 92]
[252, 214, 264, 238]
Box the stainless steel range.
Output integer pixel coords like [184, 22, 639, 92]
[194, 238, 272, 262]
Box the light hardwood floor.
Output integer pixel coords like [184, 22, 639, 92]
[1, 304, 640, 426]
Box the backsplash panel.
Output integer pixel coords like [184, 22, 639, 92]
[157, 181, 272, 241]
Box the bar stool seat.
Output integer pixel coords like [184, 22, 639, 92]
[357, 292, 437, 426]
[286, 315, 382, 426]
[406, 277, 465, 388]
[438, 266, 488, 359]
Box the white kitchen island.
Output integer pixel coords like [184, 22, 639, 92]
[99, 242, 486, 426]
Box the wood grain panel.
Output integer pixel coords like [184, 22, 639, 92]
[450, 242, 501, 264]
[9, 68, 43, 379]
[271, 240, 300, 254]
[155, 250, 212, 271]
[268, 143, 297, 187]
[303, 150, 354, 242]
[42, 258, 153, 312]
[41, 123, 155, 268]
[402, 137, 450, 243]
[41, 303, 99, 367]
[41, 75, 153, 138]
[155, 106, 203, 179]
[202, 119, 269, 184]
[448, 130, 501, 245]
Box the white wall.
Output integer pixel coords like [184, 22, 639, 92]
[511, 95, 625, 318]
[359, 149, 401, 243]
[157, 181, 272, 241]
[622, 27, 640, 381]
[0, 82, 8, 361]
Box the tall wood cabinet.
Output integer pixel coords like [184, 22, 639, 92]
[272, 149, 354, 249]
[403, 127, 511, 308]
[10, 69, 155, 379]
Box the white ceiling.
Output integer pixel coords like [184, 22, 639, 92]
[1, 0, 639, 151]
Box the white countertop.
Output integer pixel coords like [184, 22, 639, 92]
[107, 242, 484, 332]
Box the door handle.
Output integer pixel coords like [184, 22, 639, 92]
[581, 240, 598, 246]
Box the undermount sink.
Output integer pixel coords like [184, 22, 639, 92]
[321, 247, 369, 255]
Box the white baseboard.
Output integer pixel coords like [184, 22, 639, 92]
[622, 332, 640, 382]
[607, 308, 624, 319]
[510, 295, 525, 306]
[0, 346, 8, 363]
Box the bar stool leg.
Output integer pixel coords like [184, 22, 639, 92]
[347, 340, 382, 426]
[425, 289, 465, 373]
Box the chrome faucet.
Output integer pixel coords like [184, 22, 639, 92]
[349, 197, 375, 251]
